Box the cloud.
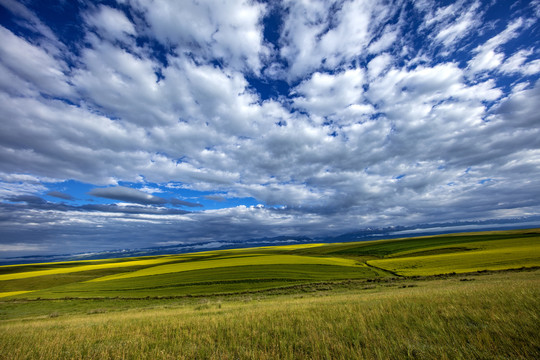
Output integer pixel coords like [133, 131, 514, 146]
[468, 18, 525, 74]
[89, 186, 167, 205]
[88, 187, 203, 208]
[421, 0, 483, 50]
[499, 49, 540, 75]
[279, 0, 397, 80]
[84, 5, 136, 41]
[367, 53, 393, 79]
[46, 191, 73, 200]
[2, 199, 538, 257]
[128, 0, 268, 73]
[5, 194, 47, 205]
[0, 0, 65, 54]
[0, 175, 49, 199]
[170, 198, 203, 208]
[0, 1, 539, 256]
[0, 243, 44, 252]
[0, 25, 71, 97]
[491, 80, 540, 128]
[368, 27, 399, 54]
[204, 195, 227, 202]
[79, 203, 189, 215]
[292, 68, 366, 122]
[1, 196, 190, 216]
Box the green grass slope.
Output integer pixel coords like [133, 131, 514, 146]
[1, 270, 538, 360]
[368, 235, 540, 276]
[20, 264, 388, 299]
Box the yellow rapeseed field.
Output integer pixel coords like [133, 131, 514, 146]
[0, 256, 186, 281]
[0, 291, 33, 298]
[88, 254, 363, 282]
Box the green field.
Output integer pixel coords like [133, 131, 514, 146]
[1, 228, 539, 359]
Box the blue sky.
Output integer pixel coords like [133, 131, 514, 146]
[0, 0, 539, 257]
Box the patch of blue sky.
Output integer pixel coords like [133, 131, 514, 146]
[42, 179, 262, 211]
[42, 180, 97, 206]
[246, 75, 291, 101]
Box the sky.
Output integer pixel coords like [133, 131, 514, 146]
[0, 0, 539, 258]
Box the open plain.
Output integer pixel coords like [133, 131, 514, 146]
[1, 229, 539, 359]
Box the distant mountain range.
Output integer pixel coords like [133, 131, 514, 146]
[2, 216, 539, 265]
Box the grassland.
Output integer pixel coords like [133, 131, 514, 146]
[368, 236, 539, 276]
[0, 228, 539, 359]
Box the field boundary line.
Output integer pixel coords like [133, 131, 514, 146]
[2, 266, 538, 303]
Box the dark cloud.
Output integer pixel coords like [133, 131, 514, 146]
[204, 195, 226, 202]
[1, 198, 189, 216]
[6, 195, 47, 205]
[79, 204, 189, 215]
[46, 191, 73, 200]
[170, 198, 203, 208]
[1, 198, 538, 258]
[87, 187, 202, 208]
[88, 186, 167, 205]
[491, 79, 540, 128]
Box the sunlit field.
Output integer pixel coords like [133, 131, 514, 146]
[1, 229, 539, 359]
[368, 233, 540, 276]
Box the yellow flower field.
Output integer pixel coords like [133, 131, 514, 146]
[88, 254, 363, 282]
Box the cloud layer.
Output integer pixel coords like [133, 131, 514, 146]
[0, 0, 539, 256]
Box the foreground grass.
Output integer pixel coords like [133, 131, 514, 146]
[1, 270, 538, 359]
[1, 229, 539, 359]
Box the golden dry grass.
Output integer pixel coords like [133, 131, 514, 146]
[1, 270, 538, 360]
